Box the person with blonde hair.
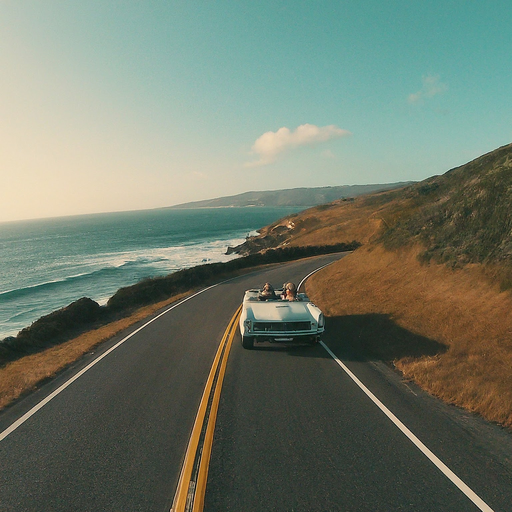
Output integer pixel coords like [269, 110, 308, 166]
[282, 282, 297, 301]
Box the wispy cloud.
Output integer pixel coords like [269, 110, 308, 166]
[408, 75, 447, 104]
[246, 123, 350, 167]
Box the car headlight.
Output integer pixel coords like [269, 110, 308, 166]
[318, 313, 324, 328]
[244, 319, 252, 332]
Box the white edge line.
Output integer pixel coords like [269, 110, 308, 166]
[319, 341, 494, 512]
[0, 284, 219, 442]
[298, 260, 337, 290]
[301, 258, 493, 511]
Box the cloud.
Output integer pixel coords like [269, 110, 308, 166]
[246, 123, 350, 167]
[408, 75, 447, 104]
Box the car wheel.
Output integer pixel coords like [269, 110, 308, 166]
[242, 336, 254, 349]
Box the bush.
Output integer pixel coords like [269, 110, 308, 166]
[1, 298, 103, 360]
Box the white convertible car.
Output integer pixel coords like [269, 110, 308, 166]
[239, 288, 325, 349]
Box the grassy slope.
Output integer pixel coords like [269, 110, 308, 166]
[260, 143, 512, 427]
[307, 246, 512, 427]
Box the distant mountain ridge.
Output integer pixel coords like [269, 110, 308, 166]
[169, 183, 413, 209]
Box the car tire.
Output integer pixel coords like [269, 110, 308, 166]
[242, 336, 254, 349]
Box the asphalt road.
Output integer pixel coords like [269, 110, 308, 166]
[1, 253, 512, 511]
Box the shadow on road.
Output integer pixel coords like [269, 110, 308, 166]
[323, 314, 447, 362]
[253, 314, 447, 363]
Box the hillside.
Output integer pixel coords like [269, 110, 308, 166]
[236, 143, 512, 279]
[237, 142, 512, 428]
[169, 183, 412, 209]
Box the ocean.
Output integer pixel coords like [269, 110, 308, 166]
[0, 207, 301, 340]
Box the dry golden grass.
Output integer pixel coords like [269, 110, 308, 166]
[0, 293, 188, 410]
[307, 245, 512, 427]
[264, 196, 389, 248]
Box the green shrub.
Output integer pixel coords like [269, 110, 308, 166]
[1, 298, 103, 359]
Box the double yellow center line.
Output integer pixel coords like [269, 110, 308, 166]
[171, 305, 242, 512]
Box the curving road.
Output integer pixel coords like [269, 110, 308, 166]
[1, 253, 512, 511]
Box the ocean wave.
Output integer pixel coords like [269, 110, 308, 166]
[0, 266, 126, 302]
[0, 237, 245, 304]
[0, 235, 249, 339]
[7, 307, 39, 324]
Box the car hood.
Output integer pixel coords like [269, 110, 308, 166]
[246, 302, 312, 322]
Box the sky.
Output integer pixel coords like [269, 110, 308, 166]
[1, 1, 511, 222]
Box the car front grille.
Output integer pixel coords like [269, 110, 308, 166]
[253, 321, 311, 332]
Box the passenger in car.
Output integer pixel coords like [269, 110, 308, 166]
[282, 282, 298, 301]
[259, 282, 277, 300]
